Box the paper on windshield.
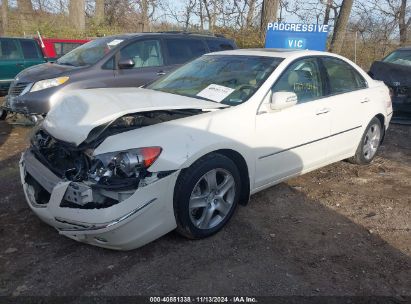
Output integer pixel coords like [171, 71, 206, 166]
[107, 39, 124, 48]
[197, 84, 235, 102]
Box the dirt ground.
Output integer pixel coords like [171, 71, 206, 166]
[0, 114, 410, 297]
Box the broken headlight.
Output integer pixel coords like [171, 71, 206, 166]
[88, 147, 162, 183]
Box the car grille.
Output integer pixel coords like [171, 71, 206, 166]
[8, 81, 31, 97]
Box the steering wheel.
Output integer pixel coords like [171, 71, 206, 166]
[221, 78, 238, 86]
[237, 84, 255, 90]
[227, 84, 256, 102]
[236, 84, 256, 94]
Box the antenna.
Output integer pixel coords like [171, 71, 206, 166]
[37, 31, 45, 48]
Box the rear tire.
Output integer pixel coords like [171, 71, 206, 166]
[173, 153, 241, 239]
[349, 117, 382, 165]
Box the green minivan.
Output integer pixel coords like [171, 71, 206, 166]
[0, 37, 45, 96]
[0, 37, 46, 119]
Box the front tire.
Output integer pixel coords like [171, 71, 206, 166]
[349, 117, 382, 165]
[174, 153, 241, 239]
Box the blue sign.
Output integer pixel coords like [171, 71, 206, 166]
[265, 22, 329, 51]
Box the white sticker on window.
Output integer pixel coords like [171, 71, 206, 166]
[197, 84, 235, 102]
[107, 39, 124, 47]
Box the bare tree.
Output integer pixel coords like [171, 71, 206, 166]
[260, 0, 279, 37]
[139, 0, 149, 31]
[246, 0, 256, 27]
[95, 0, 105, 23]
[368, 0, 411, 45]
[134, 0, 156, 32]
[199, 0, 204, 30]
[69, 0, 86, 31]
[18, 0, 34, 13]
[330, 0, 354, 53]
[160, 0, 197, 30]
[398, 0, 411, 45]
[18, 0, 34, 30]
[1, 0, 8, 35]
[202, 0, 221, 31]
[323, 0, 332, 25]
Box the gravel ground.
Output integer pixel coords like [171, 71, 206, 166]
[0, 116, 410, 297]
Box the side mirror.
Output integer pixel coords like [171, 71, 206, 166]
[270, 92, 298, 111]
[118, 58, 135, 69]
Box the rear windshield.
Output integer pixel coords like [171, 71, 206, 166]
[383, 50, 411, 67]
[56, 37, 124, 67]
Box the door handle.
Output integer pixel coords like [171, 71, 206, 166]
[361, 98, 370, 103]
[16, 63, 24, 67]
[156, 71, 166, 76]
[316, 108, 330, 115]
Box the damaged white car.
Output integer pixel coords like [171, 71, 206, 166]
[20, 49, 392, 250]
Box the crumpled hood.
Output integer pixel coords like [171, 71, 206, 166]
[16, 62, 81, 83]
[43, 87, 226, 146]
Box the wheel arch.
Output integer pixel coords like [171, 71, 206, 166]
[176, 149, 251, 206]
[374, 113, 386, 143]
[214, 149, 251, 206]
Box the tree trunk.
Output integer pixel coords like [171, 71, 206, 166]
[199, 0, 204, 30]
[1, 0, 8, 35]
[18, 0, 33, 31]
[246, 0, 256, 28]
[202, 0, 213, 32]
[324, 0, 332, 25]
[398, 0, 410, 46]
[140, 0, 149, 32]
[95, 0, 105, 24]
[69, 0, 85, 32]
[329, 0, 353, 53]
[260, 0, 279, 39]
[18, 0, 33, 13]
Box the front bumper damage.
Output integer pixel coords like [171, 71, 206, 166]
[20, 150, 178, 250]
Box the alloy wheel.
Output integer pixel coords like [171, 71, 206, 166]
[363, 123, 381, 160]
[188, 168, 236, 229]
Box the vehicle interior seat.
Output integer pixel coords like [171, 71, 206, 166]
[143, 45, 162, 67]
[287, 70, 315, 102]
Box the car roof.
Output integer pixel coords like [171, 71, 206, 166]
[207, 48, 331, 58]
[395, 46, 411, 51]
[100, 32, 231, 40]
[0, 37, 38, 41]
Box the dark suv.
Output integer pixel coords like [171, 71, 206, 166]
[2, 32, 236, 118]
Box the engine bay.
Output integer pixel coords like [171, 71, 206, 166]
[28, 109, 202, 209]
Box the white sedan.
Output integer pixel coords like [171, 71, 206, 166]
[20, 49, 393, 250]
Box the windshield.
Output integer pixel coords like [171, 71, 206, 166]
[57, 37, 125, 67]
[147, 55, 283, 105]
[383, 50, 411, 66]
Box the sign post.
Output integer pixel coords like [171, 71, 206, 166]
[265, 22, 329, 51]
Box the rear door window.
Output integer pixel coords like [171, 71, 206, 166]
[206, 39, 235, 52]
[321, 57, 367, 95]
[165, 38, 207, 65]
[0, 39, 23, 60]
[20, 40, 42, 59]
